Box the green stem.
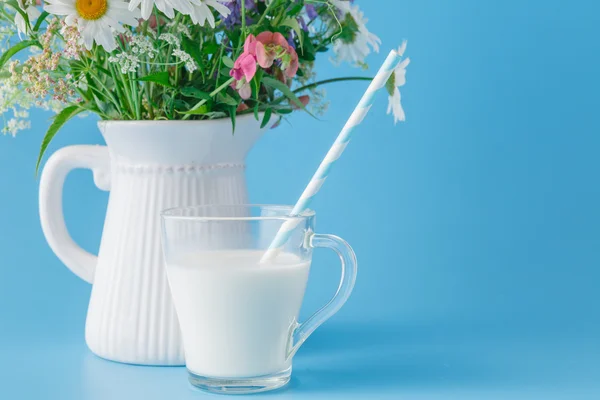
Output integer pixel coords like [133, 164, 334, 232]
[241, 0, 247, 40]
[257, 0, 277, 26]
[182, 77, 235, 120]
[140, 62, 154, 119]
[130, 73, 142, 119]
[154, 9, 163, 36]
[293, 77, 374, 94]
[209, 43, 225, 80]
[107, 63, 130, 118]
[118, 70, 135, 118]
[86, 68, 122, 112]
[215, 42, 226, 87]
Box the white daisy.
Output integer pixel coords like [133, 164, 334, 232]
[129, 0, 194, 20]
[386, 41, 410, 124]
[45, 0, 140, 52]
[330, 0, 380, 65]
[14, 0, 42, 36]
[188, 0, 230, 28]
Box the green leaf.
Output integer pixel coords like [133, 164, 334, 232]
[177, 109, 204, 115]
[229, 106, 237, 134]
[252, 69, 264, 100]
[281, 17, 303, 50]
[92, 96, 118, 119]
[253, 102, 260, 121]
[138, 71, 173, 88]
[222, 56, 235, 69]
[220, 67, 232, 77]
[203, 42, 219, 54]
[68, 59, 86, 72]
[216, 92, 238, 107]
[92, 94, 108, 115]
[181, 37, 205, 76]
[260, 108, 272, 128]
[0, 40, 41, 70]
[33, 11, 49, 32]
[385, 74, 396, 97]
[180, 87, 211, 100]
[298, 32, 316, 61]
[262, 77, 306, 110]
[35, 106, 84, 176]
[203, 111, 227, 119]
[176, 104, 217, 116]
[177, 105, 214, 115]
[286, 0, 304, 16]
[173, 99, 191, 109]
[298, 47, 316, 61]
[275, 108, 293, 115]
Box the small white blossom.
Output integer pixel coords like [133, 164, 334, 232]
[108, 53, 141, 74]
[60, 24, 84, 59]
[159, 33, 180, 47]
[166, 21, 192, 38]
[159, 33, 197, 73]
[2, 116, 31, 137]
[172, 48, 197, 73]
[131, 35, 158, 59]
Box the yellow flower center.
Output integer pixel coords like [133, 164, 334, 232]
[76, 0, 108, 20]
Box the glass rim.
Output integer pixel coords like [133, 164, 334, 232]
[160, 204, 315, 221]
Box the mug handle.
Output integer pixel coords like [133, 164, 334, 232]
[287, 233, 358, 359]
[39, 145, 111, 284]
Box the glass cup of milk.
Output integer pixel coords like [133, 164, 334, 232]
[161, 204, 357, 394]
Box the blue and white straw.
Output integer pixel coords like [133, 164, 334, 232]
[261, 49, 404, 263]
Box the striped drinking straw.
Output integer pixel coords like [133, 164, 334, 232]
[260, 49, 404, 263]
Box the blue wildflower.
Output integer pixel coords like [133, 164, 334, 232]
[224, 0, 256, 29]
[305, 4, 318, 20]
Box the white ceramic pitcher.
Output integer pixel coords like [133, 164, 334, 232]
[39, 115, 270, 365]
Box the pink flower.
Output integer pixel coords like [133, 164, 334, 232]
[255, 31, 289, 68]
[254, 31, 299, 78]
[284, 47, 299, 78]
[243, 33, 258, 54]
[230, 34, 259, 82]
[231, 79, 252, 100]
[229, 31, 299, 99]
[237, 81, 252, 99]
[230, 52, 257, 81]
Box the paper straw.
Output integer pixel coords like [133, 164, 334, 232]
[261, 49, 403, 263]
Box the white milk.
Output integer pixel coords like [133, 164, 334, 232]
[166, 250, 311, 378]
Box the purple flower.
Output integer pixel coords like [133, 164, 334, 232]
[305, 4, 318, 20]
[287, 31, 296, 49]
[224, 0, 256, 29]
[298, 16, 308, 32]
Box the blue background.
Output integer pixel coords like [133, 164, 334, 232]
[1, 0, 599, 398]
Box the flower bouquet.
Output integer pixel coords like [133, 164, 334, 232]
[3, 0, 410, 367]
[0, 0, 408, 170]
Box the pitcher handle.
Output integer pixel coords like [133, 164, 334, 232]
[287, 233, 358, 359]
[39, 145, 111, 284]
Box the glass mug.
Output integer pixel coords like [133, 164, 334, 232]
[161, 205, 357, 394]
